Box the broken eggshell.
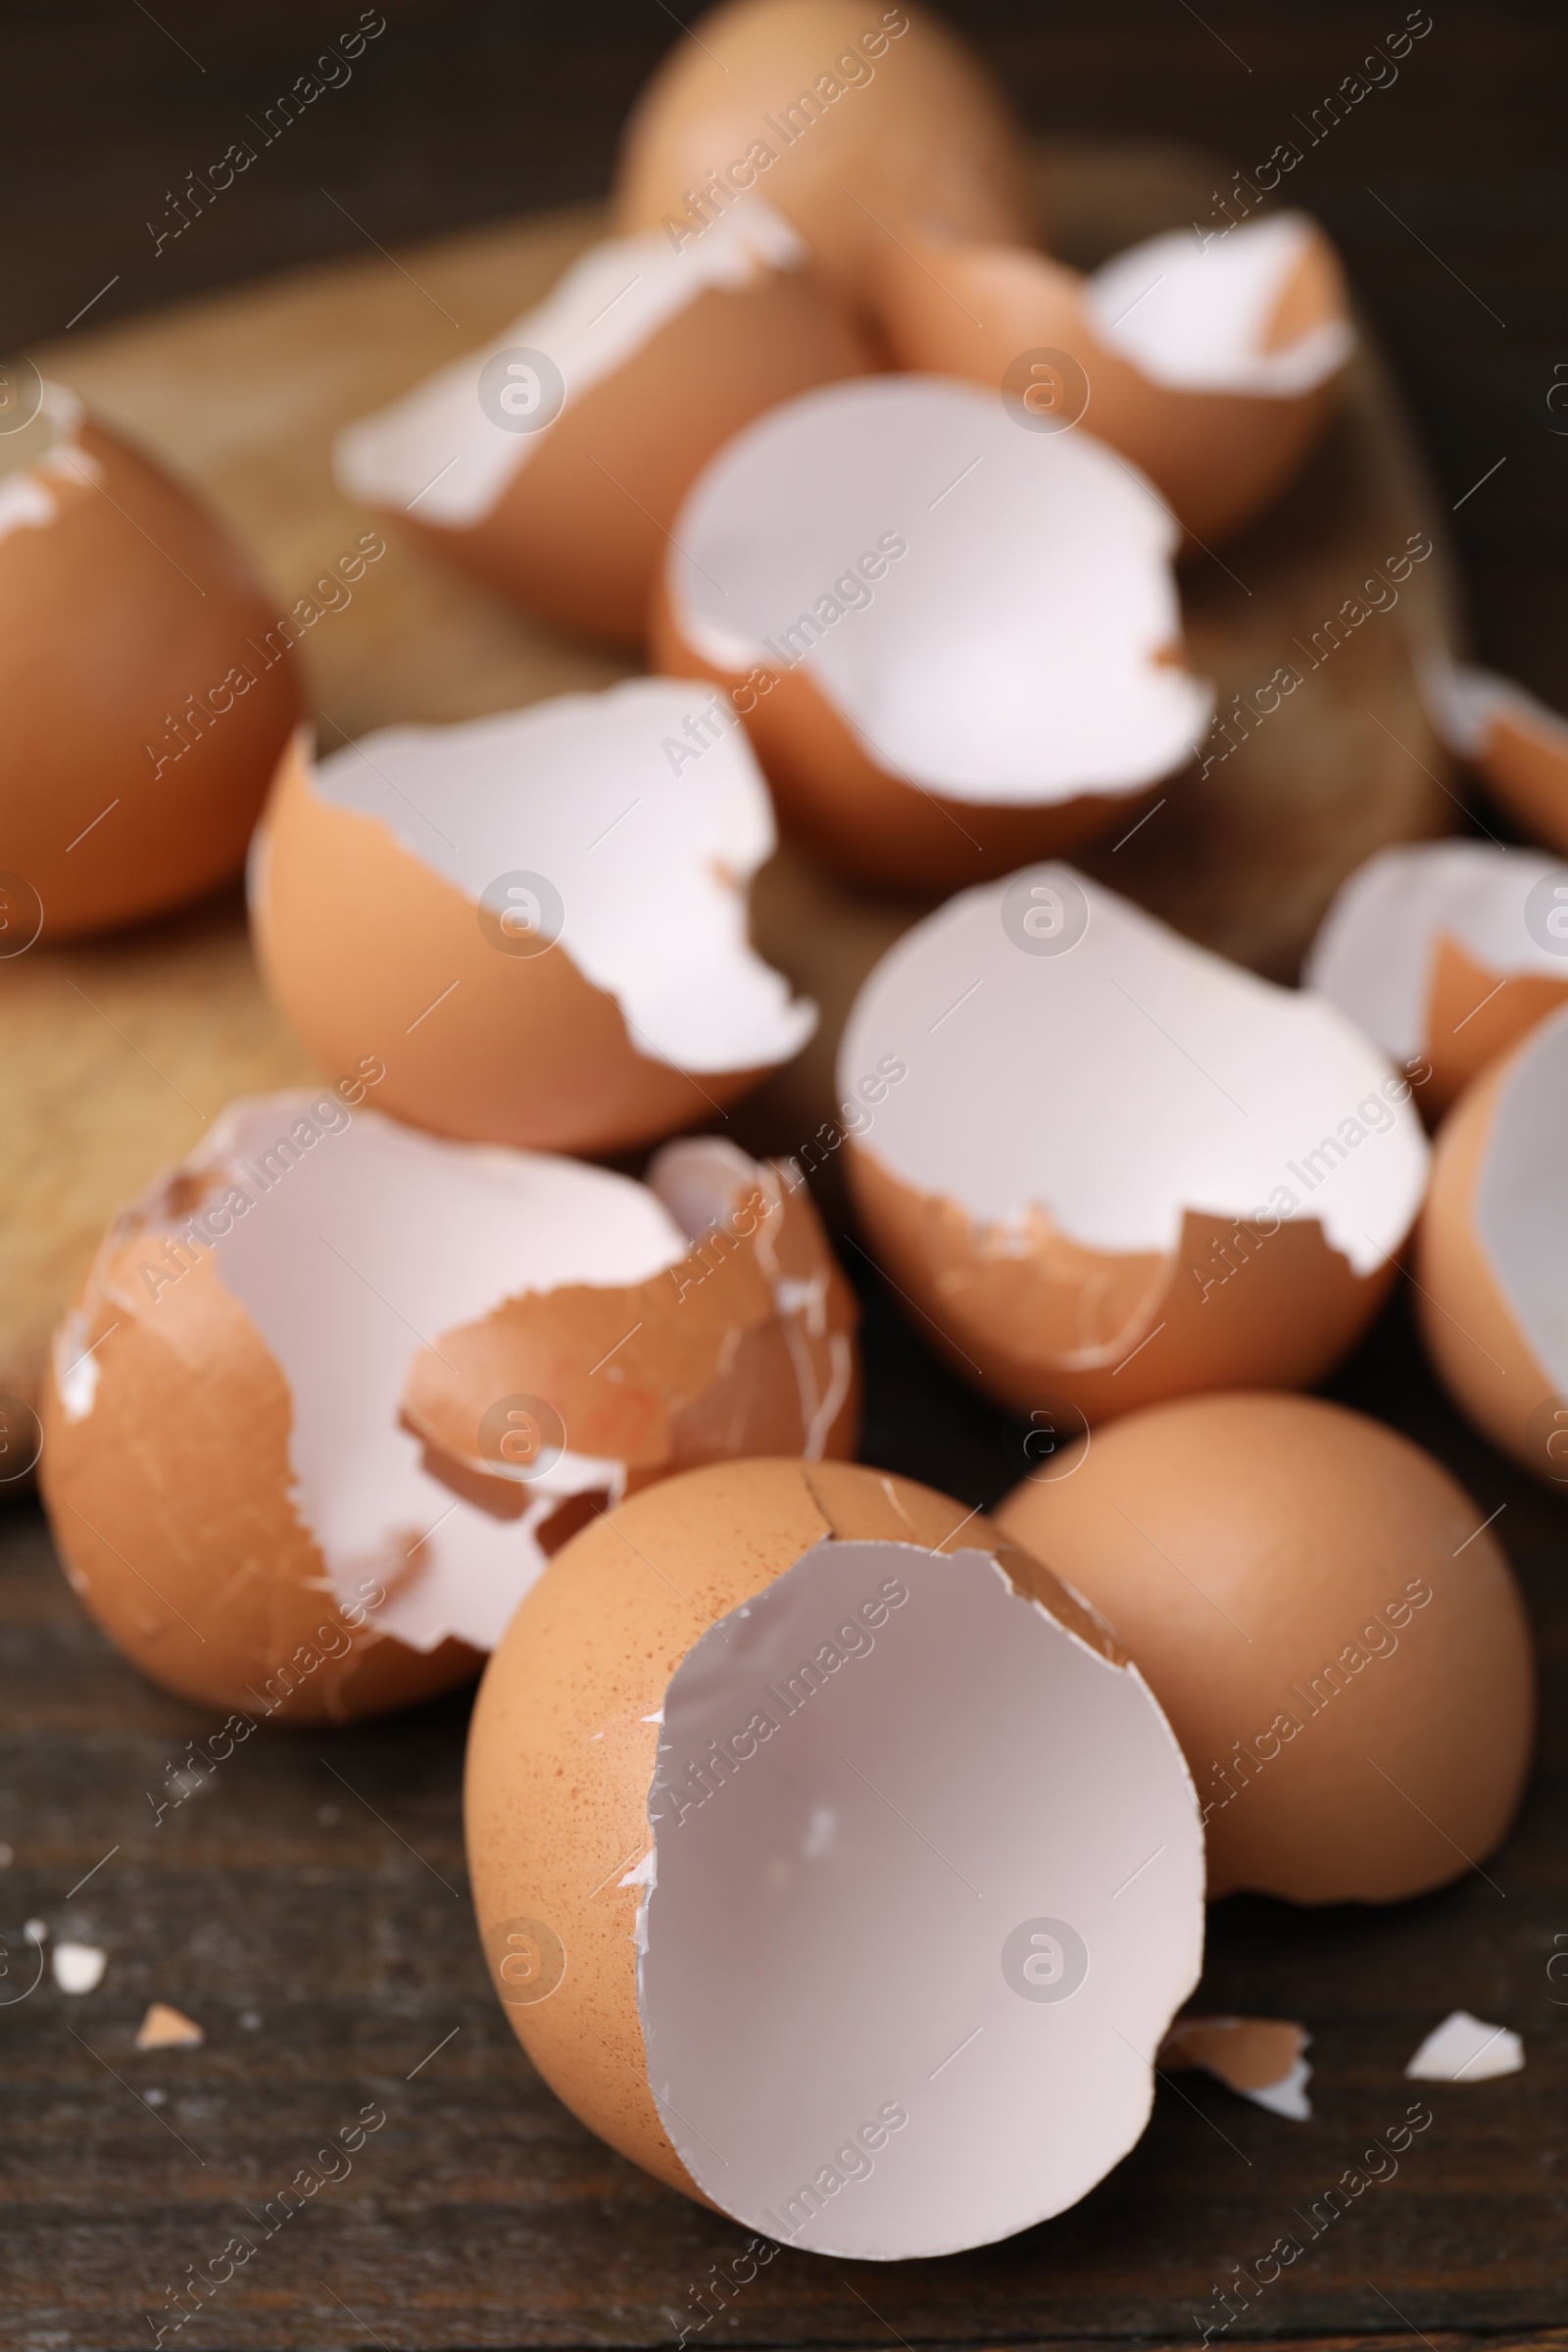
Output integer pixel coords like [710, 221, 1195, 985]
[39, 1097, 858, 1722]
[1415, 1004, 1568, 1485]
[869, 212, 1352, 545]
[611, 0, 1034, 312]
[840, 865, 1430, 1422]
[651, 376, 1212, 887]
[1157, 2014, 1311, 2120]
[465, 1456, 1203, 2259]
[1423, 656, 1568, 855]
[0, 381, 302, 942]
[333, 199, 873, 644]
[998, 1392, 1535, 1905]
[250, 682, 816, 1154]
[1304, 838, 1568, 1118]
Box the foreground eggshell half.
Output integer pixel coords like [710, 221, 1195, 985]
[40, 1097, 858, 1720]
[998, 1393, 1535, 1905]
[612, 0, 1033, 307]
[1423, 657, 1568, 856]
[466, 1458, 1203, 2259]
[840, 865, 1430, 1420]
[334, 201, 872, 644]
[1416, 1004, 1568, 1483]
[251, 683, 815, 1153]
[0, 383, 301, 941]
[870, 214, 1352, 545]
[653, 376, 1211, 887]
[1304, 839, 1568, 1117]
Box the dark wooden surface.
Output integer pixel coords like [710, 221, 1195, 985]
[4, 5, 1568, 2345]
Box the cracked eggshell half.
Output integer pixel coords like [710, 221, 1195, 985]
[250, 682, 816, 1154]
[611, 0, 1033, 311]
[465, 1457, 1203, 2259]
[333, 200, 873, 645]
[998, 1393, 1534, 1905]
[0, 382, 302, 942]
[1416, 1004, 1568, 1484]
[1423, 657, 1568, 856]
[839, 865, 1430, 1421]
[1304, 839, 1568, 1119]
[869, 213, 1352, 545]
[651, 376, 1212, 888]
[39, 1097, 858, 1721]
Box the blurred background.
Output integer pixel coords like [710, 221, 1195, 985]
[4, 0, 1564, 704]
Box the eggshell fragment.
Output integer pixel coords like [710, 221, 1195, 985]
[334, 201, 873, 644]
[612, 0, 1034, 309]
[0, 383, 301, 941]
[53, 1942, 107, 1995]
[136, 2002, 204, 2051]
[997, 1393, 1535, 1905]
[1415, 1004, 1568, 1483]
[250, 683, 815, 1153]
[1158, 2015, 1311, 2120]
[466, 1458, 1203, 2258]
[840, 865, 1429, 1420]
[1423, 656, 1568, 854]
[1405, 2011, 1523, 2082]
[1304, 840, 1568, 1117]
[870, 213, 1352, 545]
[40, 1096, 858, 1721]
[652, 377, 1211, 886]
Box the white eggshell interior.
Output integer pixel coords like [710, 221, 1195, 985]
[640, 1536, 1203, 2260]
[333, 201, 805, 525]
[72, 1096, 704, 1653]
[293, 681, 815, 1074]
[839, 864, 1429, 1272]
[1085, 214, 1352, 397]
[1474, 1004, 1568, 1387]
[665, 375, 1212, 805]
[1304, 839, 1568, 1062]
[1404, 2010, 1524, 2082]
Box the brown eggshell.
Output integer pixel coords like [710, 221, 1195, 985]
[1474, 705, 1568, 854]
[649, 569, 1142, 887]
[465, 1456, 1206, 2256]
[846, 1146, 1397, 1421]
[997, 1392, 1535, 1904]
[396, 269, 874, 646]
[868, 225, 1348, 546]
[0, 393, 301, 941]
[1421, 932, 1568, 1116]
[612, 0, 1033, 309]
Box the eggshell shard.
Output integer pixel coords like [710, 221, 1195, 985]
[997, 1392, 1535, 1906]
[1416, 1004, 1568, 1484]
[1158, 2015, 1311, 2120]
[0, 384, 302, 941]
[40, 1096, 858, 1722]
[652, 377, 1212, 888]
[334, 203, 873, 644]
[611, 0, 1034, 308]
[250, 683, 815, 1153]
[465, 1458, 1203, 2259]
[869, 214, 1352, 545]
[1423, 656, 1568, 854]
[1405, 2010, 1524, 2082]
[840, 865, 1430, 1421]
[1304, 839, 1568, 1118]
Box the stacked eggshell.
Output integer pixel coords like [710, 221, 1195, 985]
[11, 0, 1550, 2269]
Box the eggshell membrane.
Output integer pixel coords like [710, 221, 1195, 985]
[840, 866, 1428, 1421]
[252, 693, 812, 1153]
[40, 1101, 858, 1720]
[337, 219, 875, 646]
[0, 388, 301, 940]
[997, 1392, 1535, 1904]
[1304, 840, 1568, 1118]
[654, 377, 1210, 888]
[612, 0, 1034, 308]
[868, 215, 1350, 545]
[1424, 659, 1568, 855]
[466, 1458, 1205, 2258]
[1415, 1009, 1568, 1482]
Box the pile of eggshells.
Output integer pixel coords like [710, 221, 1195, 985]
[12, 0, 1565, 2266]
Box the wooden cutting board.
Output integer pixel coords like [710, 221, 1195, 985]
[0, 139, 1460, 1415]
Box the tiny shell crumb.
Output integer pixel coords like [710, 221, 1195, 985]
[52, 1941, 106, 1994]
[135, 2001, 205, 2050]
[24, 1917, 46, 1942]
[1405, 2009, 1524, 2082]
